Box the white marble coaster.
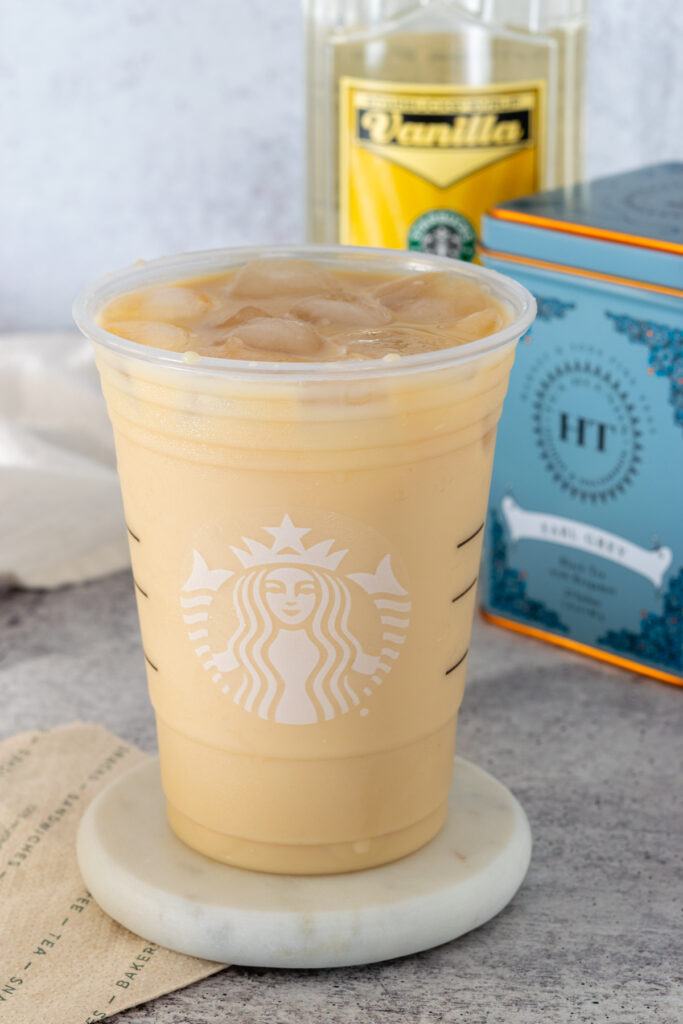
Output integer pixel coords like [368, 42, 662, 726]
[77, 757, 531, 969]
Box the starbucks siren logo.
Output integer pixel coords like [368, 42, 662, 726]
[408, 209, 476, 261]
[180, 516, 410, 725]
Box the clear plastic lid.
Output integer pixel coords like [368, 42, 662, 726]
[73, 244, 536, 383]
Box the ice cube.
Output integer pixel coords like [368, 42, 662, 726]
[375, 272, 489, 323]
[449, 309, 504, 342]
[290, 295, 392, 329]
[107, 320, 192, 351]
[394, 297, 467, 324]
[340, 326, 444, 359]
[216, 305, 271, 330]
[231, 317, 324, 356]
[374, 273, 442, 309]
[448, 282, 496, 318]
[232, 259, 336, 299]
[104, 285, 210, 325]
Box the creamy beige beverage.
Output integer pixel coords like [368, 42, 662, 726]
[99, 259, 508, 361]
[75, 247, 534, 875]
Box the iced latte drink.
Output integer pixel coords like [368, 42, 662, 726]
[74, 246, 534, 874]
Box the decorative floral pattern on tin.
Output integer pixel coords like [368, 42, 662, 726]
[606, 312, 683, 430]
[180, 516, 410, 724]
[488, 508, 568, 633]
[598, 567, 683, 672]
[534, 296, 576, 322]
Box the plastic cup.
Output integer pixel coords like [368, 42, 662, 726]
[74, 245, 535, 875]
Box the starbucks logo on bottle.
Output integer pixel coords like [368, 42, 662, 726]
[408, 209, 476, 261]
[180, 515, 410, 724]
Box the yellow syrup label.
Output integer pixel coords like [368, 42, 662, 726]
[339, 77, 546, 259]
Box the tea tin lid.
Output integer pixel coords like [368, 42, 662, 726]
[482, 163, 683, 292]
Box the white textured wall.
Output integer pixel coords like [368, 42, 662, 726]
[2, 0, 682, 330]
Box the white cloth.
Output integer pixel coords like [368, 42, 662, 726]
[0, 332, 129, 589]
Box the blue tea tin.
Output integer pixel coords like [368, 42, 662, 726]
[480, 162, 682, 685]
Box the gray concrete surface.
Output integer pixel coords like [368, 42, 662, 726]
[1, 571, 681, 1023]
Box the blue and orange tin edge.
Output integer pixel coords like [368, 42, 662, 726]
[480, 163, 683, 686]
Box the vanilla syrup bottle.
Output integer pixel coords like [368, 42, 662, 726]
[305, 0, 587, 258]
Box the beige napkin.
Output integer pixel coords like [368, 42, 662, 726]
[0, 723, 223, 1024]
